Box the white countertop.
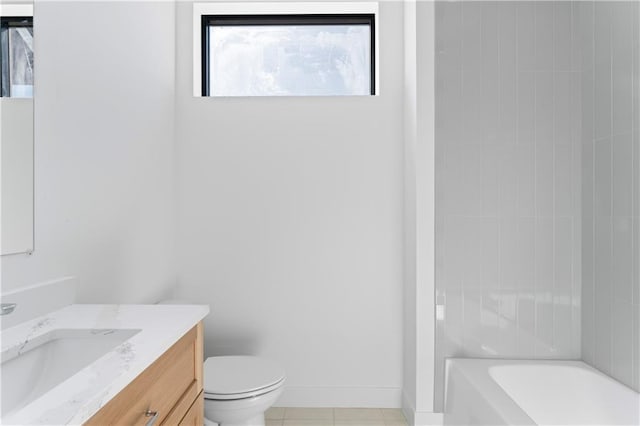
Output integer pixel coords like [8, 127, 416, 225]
[1, 304, 209, 425]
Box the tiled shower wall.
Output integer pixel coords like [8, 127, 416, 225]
[580, 1, 640, 391]
[434, 1, 582, 409]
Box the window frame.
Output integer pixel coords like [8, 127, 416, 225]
[201, 13, 375, 97]
[0, 15, 33, 98]
[193, 2, 380, 98]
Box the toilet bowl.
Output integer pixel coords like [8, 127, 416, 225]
[157, 300, 285, 426]
[203, 356, 285, 426]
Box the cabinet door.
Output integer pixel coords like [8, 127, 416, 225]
[179, 392, 204, 426]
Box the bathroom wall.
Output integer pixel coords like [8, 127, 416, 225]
[434, 1, 582, 409]
[175, 0, 404, 407]
[1, 99, 33, 254]
[1, 1, 177, 303]
[580, 1, 640, 392]
[403, 1, 437, 422]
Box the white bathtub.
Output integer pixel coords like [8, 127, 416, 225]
[444, 358, 640, 425]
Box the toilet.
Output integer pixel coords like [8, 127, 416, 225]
[203, 355, 285, 426]
[159, 300, 285, 426]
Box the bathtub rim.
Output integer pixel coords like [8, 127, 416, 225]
[445, 358, 536, 426]
[444, 358, 640, 426]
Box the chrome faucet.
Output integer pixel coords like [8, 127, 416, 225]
[0, 303, 17, 315]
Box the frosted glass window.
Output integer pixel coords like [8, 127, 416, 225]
[1, 17, 33, 98]
[202, 15, 374, 96]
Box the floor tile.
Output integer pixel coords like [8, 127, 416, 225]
[334, 408, 384, 421]
[282, 420, 333, 426]
[266, 407, 286, 420]
[284, 408, 334, 420]
[384, 421, 408, 426]
[381, 408, 407, 422]
[335, 420, 386, 426]
[272, 407, 406, 426]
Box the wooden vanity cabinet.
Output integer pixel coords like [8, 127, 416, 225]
[85, 322, 204, 426]
[173, 393, 204, 426]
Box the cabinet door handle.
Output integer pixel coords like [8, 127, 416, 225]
[145, 410, 159, 426]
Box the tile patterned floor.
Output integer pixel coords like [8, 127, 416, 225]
[265, 408, 408, 426]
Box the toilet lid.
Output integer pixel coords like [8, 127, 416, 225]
[203, 356, 286, 396]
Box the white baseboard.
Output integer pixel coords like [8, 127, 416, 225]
[274, 386, 402, 408]
[402, 390, 443, 426]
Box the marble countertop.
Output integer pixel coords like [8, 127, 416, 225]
[1, 304, 209, 425]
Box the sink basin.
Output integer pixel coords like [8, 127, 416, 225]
[1, 328, 140, 418]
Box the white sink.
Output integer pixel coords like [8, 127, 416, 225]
[1, 328, 140, 418]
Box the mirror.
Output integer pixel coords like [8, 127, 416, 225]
[1, 3, 33, 255]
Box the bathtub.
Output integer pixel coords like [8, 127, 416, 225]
[444, 358, 640, 425]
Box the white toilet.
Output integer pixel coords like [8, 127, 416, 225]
[158, 300, 285, 426]
[203, 355, 285, 426]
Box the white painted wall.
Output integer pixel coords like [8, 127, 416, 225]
[0, 0, 437, 412]
[175, 0, 405, 407]
[403, 0, 418, 415]
[1, 1, 177, 303]
[1, 99, 34, 255]
[403, 1, 437, 424]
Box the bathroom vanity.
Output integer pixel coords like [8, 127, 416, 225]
[0, 304, 209, 425]
[85, 322, 204, 425]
